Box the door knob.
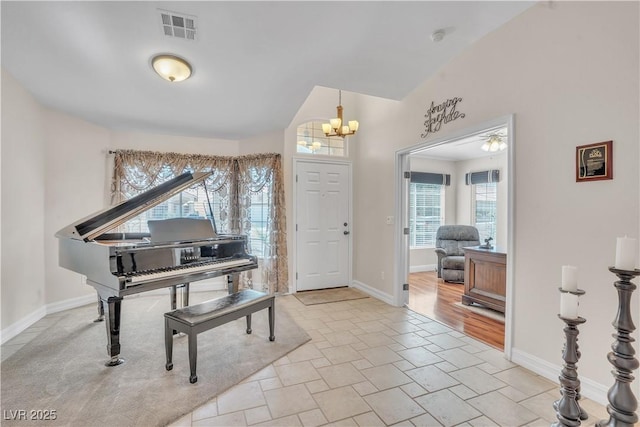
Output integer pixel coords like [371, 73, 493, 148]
[343, 231, 350, 235]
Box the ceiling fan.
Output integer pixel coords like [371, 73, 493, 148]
[480, 133, 508, 152]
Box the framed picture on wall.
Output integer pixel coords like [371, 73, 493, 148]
[576, 140, 613, 182]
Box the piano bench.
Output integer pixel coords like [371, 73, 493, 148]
[164, 289, 275, 384]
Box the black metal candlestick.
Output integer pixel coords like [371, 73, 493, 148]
[597, 267, 639, 427]
[554, 288, 588, 427]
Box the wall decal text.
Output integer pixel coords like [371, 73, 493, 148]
[421, 97, 466, 138]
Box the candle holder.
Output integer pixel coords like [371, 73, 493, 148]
[554, 288, 588, 427]
[596, 267, 639, 427]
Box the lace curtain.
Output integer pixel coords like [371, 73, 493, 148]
[111, 149, 288, 294]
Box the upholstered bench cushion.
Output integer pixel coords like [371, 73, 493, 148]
[165, 289, 271, 327]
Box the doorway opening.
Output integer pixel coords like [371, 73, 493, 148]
[394, 115, 514, 357]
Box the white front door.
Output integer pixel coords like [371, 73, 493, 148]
[295, 160, 351, 291]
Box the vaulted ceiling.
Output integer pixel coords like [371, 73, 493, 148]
[1, 1, 533, 140]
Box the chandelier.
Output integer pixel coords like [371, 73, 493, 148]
[322, 90, 359, 138]
[481, 133, 507, 152]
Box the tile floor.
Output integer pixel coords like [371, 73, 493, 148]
[2, 293, 609, 426]
[168, 294, 607, 426]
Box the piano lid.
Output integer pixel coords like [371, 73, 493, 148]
[56, 171, 213, 242]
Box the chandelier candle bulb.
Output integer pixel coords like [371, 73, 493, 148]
[615, 236, 637, 270]
[560, 293, 579, 319]
[561, 265, 578, 292]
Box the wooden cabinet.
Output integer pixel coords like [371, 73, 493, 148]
[462, 246, 506, 313]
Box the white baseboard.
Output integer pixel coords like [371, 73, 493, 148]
[1, 281, 230, 345]
[0, 305, 47, 345]
[351, 280, 394, 305]
[1, 293, 100, 344]
[410, 264, 437, 273]
[511, 348, 608, 406]
[46, 293, 97, 315]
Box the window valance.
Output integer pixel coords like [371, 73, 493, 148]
[465, 169, 500, 185]
[410, 172, 451, 186]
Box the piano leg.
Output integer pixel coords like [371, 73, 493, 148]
[101, 295, 124, 367]
[170, 284, 190, 335]
[269, 302, 276, 342]
[227, 273, 239, 294]
[182, 283, 190, 306]
[170, 284, 191, 309]
[170, 285, 177, 310]
[164, 317, 173, 372]
[93, 293, 105, 323]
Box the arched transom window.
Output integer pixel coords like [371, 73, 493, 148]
[296, 121, 346, 157]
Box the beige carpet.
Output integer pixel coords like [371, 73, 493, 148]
[0, 292, 309, 427]
[453, 301, 505, 323]
[294, 287, 369, 305]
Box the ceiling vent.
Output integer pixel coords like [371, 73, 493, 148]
[159, 9, 197, 41]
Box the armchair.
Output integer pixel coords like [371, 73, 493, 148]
[434, 225, 480, 283]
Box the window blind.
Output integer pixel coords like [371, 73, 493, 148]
[409, 182, 444, 247]
[410, 172, 451, 186]
[465, 169, 500, 185]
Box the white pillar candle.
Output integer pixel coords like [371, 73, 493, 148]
[560, 293, 579, 319]
[615, 236, 637, 270]
[561, 265, 578, 292]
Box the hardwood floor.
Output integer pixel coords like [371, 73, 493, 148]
[407, 271, 505, 350]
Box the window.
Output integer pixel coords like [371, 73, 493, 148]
[472, 182, 497, 242]
[296, 121, 346, 156]
[121, 179, 227, 234]
[248, 186, 270, 258]
[409, 183, 444, 247]
[111, 151, 288, 293]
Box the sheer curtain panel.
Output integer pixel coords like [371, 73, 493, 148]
[111, 149, 288, 294]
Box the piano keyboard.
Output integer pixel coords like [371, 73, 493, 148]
[126, 258, 253, 284]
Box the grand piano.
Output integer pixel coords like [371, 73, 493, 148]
[56, 171, 258, 366]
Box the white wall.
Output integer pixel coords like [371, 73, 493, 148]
[111, 131, 239, 157]
[43, 109, 112, 306]
[0, 74, 243, 338]
[350, 1, 639, 400]
[349, 92, 403, 299]
[239, 129, 284, 155]
[1, 69, 46, 332]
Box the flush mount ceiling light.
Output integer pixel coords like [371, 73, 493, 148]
[322, 90, 359, 138]
[151, 54, 192, 82]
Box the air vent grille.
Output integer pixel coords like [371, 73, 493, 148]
[159, 9, 197, 41]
